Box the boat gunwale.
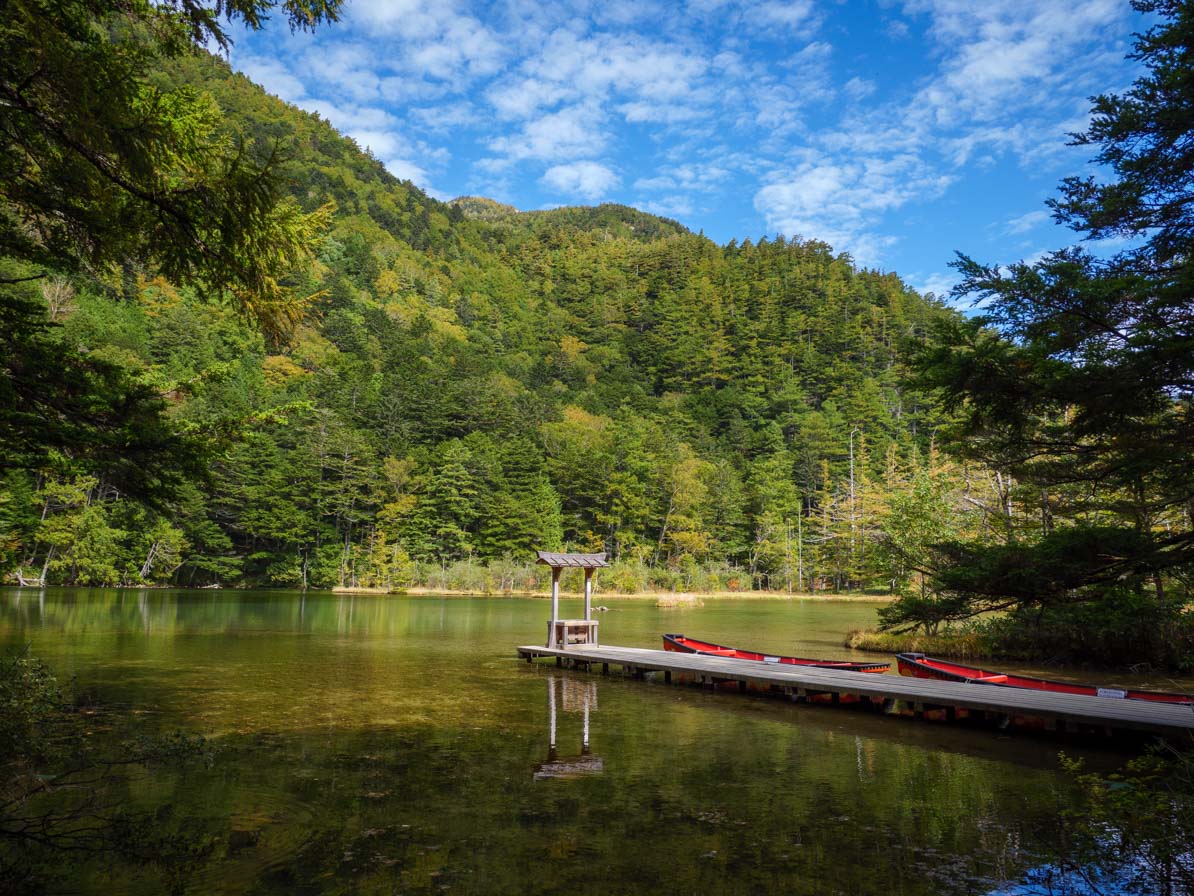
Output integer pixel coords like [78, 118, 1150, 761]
[664, 633, 890, 673]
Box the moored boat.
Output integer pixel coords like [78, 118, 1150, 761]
[663, 634, 890, 673]
[896, 653, 1194, 705]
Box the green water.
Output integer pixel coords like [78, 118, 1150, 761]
[1, 588, 1132, 894]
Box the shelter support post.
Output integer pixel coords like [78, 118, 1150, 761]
[547, 567, 561, 647]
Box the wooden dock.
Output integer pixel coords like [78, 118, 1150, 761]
[517, 644, 1194, 738]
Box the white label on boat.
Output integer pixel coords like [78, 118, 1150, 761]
[1097, 688, 1127, 699]
[763, 656, 780, 663]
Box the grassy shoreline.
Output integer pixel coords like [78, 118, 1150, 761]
[844, 628, 988, 658]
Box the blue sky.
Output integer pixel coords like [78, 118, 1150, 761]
[228, 0, 1146, 300]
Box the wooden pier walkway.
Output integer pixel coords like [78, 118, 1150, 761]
[517, 644, 1194, 738]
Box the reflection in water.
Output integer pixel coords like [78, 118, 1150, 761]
[0, 588, 1161, 895]
[534, 675, 604, 780]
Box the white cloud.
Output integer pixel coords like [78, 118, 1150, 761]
[226, 0, 1141, 266]
[843, 77, 876, 101]
[634, 163, 730, 193]
[235, 55, 308, 104]
[408, 17, 506, 78]
[301, 43, 383, 103]
[541, 161, 620, 200]
[590, 0, 667, 26]
[480, 28, 712, 134]
[489, 104, 607, 162]
[349, 129, 406, 159]
[618, 100, 708, 124]
[346, 0, 445, 38]
[342, 0, 507, 81]
[409, 102, 478, 132]
[902, 0, 1125, 126]
[294, 101, 451, 182]
[634, 174, 674, 191]
[737, 0, 1135, 260]
[914, 271, 960, 299]
[712, 50, 748, 78]
[754, 155, 952, 265]
[385, 158, 432, 187]
[487, 77, 571, 120]
[376, 76, 453, 104]
[805, 0, 1132, 176]
[642, 195, 695, 218]
[686, 0, 735, 15]
[743, 0, 818, 33]
[1005, 209, 1050, 234]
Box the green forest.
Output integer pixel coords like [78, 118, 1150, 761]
[0, 40, 966, 592]
[2, 0, 1192, 669]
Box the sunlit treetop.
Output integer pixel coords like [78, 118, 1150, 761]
[0, 0, 344, 338]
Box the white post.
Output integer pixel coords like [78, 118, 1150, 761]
[584, 568, 592, 620]
[549, 567, 560, 647]
[548, 676, 557, 757]
[582, 697, 590, 753]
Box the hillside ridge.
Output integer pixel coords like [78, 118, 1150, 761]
[3, 47, 960, 596]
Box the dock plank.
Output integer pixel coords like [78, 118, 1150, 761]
[517, 644, 1194, 737]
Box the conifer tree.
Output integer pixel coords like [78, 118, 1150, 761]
[899, 0, 1194, 635]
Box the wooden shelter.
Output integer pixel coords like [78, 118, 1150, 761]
[536, 550, 608, 648]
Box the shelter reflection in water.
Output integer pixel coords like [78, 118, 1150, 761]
[534, 675, 604, 780]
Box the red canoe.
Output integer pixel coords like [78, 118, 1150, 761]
[663, 634, 890, 673]
[896, 653, 1194, 705]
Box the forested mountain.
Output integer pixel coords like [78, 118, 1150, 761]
[1, 50, 961, 593]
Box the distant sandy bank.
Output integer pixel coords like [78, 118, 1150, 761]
[330, 585, 895, 602]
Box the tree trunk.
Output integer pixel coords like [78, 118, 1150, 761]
[39, 546, 54, 586]
[140, 541, 159, 580]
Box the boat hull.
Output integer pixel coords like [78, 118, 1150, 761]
[663, 634, 889, 673]
[896, 653, 1194, 705]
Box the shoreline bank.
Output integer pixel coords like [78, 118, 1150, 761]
[331, 585, 897, 602]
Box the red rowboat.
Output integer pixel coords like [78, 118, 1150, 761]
[896, 653, 1194, 705]
[663, 634, 890, 673]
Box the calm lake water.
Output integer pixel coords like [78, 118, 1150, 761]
[0, 588, 1151, 894]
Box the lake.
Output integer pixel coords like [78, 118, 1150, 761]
[0, 588, 1141, 894]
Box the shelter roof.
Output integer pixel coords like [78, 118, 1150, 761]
[535, 551, 609, 569]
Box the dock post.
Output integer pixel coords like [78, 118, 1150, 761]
[584, 569, 593, 623]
